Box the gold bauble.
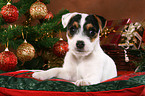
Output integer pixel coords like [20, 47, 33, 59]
[30, 1, 48, 19]
[16, 40, 35, 62]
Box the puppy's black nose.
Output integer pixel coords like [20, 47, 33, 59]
[76, 41, 85, 49]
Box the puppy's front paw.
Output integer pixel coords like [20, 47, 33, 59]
[32, 71, 51, 80]
[74, 79, 91, 86]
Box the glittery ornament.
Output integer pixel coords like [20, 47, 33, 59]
[0, 48, 17, 71]
[44, 11, 53, 20]
[53, 38, 68, 57]
[1, 2, 19, 23]
[16, 40, 35, 63]
[30, 1, 48, 19]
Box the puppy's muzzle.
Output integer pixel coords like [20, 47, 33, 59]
[76, 41, 85, 52]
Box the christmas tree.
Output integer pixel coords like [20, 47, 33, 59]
[0, 0, 145, 73]
[0, 0, 69, 71]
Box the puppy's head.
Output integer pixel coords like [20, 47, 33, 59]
[62, 12, 106, 57]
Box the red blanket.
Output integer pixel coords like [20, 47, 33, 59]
[0, 71, 145, 96]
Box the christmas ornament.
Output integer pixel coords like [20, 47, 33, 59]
[1, 2, 19, 23]
[121, 22, 141, 62]
[16, 40, 35, 63]
[122, 22, 141, 48]
[53, 38, 68, 57]
[44, 12, 53, 20]
[30, 0, 48, 19]
[0, 48, 17, 71]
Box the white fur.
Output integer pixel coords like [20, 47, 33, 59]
[32, 12, 117, 86]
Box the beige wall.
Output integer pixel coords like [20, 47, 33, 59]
[48, 0, 145, 22]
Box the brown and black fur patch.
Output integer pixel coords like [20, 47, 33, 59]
[67, 14, 81, 39]
[84, 23, 98, 42]
[84, 15, 106, 42]
[67, 21, 79, 39]
[66, 14, 106, 42]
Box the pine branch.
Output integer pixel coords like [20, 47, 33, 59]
[0, 0, 69, 70]
[0, 9, 69, 50]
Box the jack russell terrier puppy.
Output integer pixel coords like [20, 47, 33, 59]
[32, 12, 117, 86]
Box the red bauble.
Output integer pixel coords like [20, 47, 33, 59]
[0, 48, 17, 71]
[1, 2, 19, 23]
[53, 39, 69, 57]
[44, 12, 53, 20]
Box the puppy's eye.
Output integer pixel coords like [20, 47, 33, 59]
[87, 28, 97, 37]
[69, 26, 77, 36]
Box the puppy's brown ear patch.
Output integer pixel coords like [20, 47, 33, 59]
[93, 15, 103, 32]
[94, 15, 107, 31]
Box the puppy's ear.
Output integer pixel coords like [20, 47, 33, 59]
[62, 12, 79, 28]
[94, 15, 107, 31]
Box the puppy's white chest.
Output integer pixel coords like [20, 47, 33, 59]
[75, 65, 82, 80]
[72, 61, 88, 81]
